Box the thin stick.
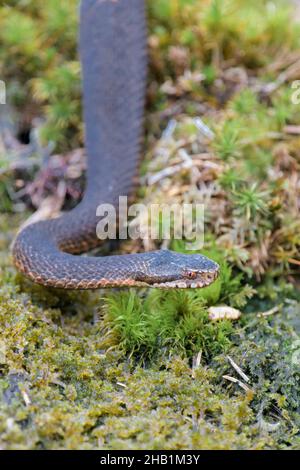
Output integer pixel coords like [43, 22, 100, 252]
[227, 355, 250, 383]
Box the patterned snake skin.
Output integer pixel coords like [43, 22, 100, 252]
[12, 0, 219, 289]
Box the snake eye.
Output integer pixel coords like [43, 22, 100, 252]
[185, 271, 197, 280]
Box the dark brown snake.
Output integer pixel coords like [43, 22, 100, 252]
[12, 0, 219, 289]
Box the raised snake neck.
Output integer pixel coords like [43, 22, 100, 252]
[12, 0, 219, 289]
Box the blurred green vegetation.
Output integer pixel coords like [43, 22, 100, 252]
[1, 0, 300, 149]
[0, 0, 80, 148]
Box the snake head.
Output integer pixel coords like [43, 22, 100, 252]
[135, 250, 219, 288]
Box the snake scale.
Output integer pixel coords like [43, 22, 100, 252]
[12, 0, 219, 289]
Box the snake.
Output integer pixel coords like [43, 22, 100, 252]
[12, 0, 219, 290]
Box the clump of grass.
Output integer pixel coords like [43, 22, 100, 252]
[231, 89, 259, 115]
[100, 248, 256, 358]
[231, 183, 270, 220]
[101, 289, 233, 359]
[213, 120, 242, 161]
[0, 180, 12, 212]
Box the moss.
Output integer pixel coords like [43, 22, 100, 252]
[101, 289, 233, 358]
[0, 215, 299, 449]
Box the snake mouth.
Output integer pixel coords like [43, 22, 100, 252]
[151, 269, 219, 289]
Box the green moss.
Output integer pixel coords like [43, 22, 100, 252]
[0, 215, 299, 449]
[101, 288, 233, 358]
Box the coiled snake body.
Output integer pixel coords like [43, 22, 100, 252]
[12, 0, 219, 289]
